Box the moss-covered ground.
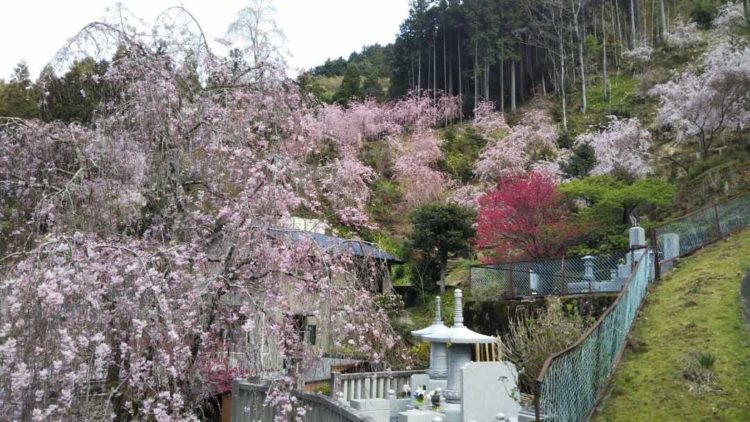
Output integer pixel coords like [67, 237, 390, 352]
[593, 229, 750, 421]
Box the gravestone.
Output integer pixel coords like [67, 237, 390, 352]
[582, 256, 596, 282]
[461, 362, 521, 422]
[529, 269, 539, 293]
[661, 233, 680, 261]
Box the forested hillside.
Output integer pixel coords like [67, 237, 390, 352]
[294, 0, 750, 290]
[0, 1, 749, 419]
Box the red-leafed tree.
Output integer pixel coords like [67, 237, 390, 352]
[475, 172, 580, 261]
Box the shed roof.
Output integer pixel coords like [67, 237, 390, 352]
[273, 229, 404, 264]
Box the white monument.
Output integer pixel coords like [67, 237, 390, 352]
[421, 289, 496, 422]
[661, 233, 680, 261]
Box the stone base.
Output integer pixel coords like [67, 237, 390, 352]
[398, 409, 445, 422]
[350, 398, 391, 422]
[441, 401, 461, 422]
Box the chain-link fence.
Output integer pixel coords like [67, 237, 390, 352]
[534, 192, 750, 421]
[535, 251, 651, 421]
[654, 193, 750, 271]
[470, 252, 629, 298]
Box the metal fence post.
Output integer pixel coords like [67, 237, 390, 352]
[507, 260, 515, 298]
[534, 382, 541, 421]
[561, 255, 567, 295]
[713, 202, 723, 240]
[650, 228, 661, 281]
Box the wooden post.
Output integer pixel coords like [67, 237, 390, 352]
[534, 383, 542, 421]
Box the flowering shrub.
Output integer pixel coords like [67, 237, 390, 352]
[574, 117, 652, 178]
[447, 185, 482, 209]
[472, 100, 510, 137]
[392, 131, 448, 205]
[650, 41, 750, 158]
[712, 2, 746, 34]
[621, 45, 654, 70]
[474, 107, 559, 182]
[665, 21, 704, 49]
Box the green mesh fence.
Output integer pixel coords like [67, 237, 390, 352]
[470, 252, 628, 297]
[536, 193, 750, 421]
[655, 194, 750, 270]
[536, 251, 652, 421]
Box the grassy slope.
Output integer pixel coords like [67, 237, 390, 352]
[594, 229, 750, 421]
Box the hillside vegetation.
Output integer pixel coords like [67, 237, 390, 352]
[1, 1, 750, 419]
[594, 229, 750, 420]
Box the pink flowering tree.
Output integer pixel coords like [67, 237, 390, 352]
[712, 2, 747, 35]
[474, 107, 560, 182]
[0, 7, 406, 421]
[305, 92, 460, 220]
[475, 172, 580, 261]
[574, 116, 652, 178]
[650, 41, 750, 160]
[392, 130, 449, 206]
[471, 101, 510, 137]
[664, 21, 703, 49]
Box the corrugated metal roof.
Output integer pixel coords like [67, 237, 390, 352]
[273, 229, 404, 263]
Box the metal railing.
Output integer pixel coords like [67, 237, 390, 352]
[330, 370, 425, 402]
[231, 380, 374, 422]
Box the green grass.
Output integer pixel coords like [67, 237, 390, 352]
[561, 74, 651, 138]
[593, 229, 750, 421]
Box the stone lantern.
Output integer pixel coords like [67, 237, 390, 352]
[423, 289, 495, 422]
[411, 296, 450, 381]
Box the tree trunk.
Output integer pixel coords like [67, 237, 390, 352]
[457, 32, 463, 102]
[433, 39, 437, 103]
[428, 47, 432, 97]
[611, 0, 621, 68]
[519, 45, 526, 103]
[510, 60, 517, 112]
[449, 50, 454, 95]
[418, 54, 422, 96]
[630, 0, 638, 47]
[439, 253, 448, 294]
[483, 59, 490, 100]
[443, 31, 448, 94]
[572, 0, 587, 114]
[499, 54, 505, 113]
[603, 6, 610, 102]
[474, 40, 479, 111]
[410, 54, 415, 90]
[559, 11, 568, 131]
